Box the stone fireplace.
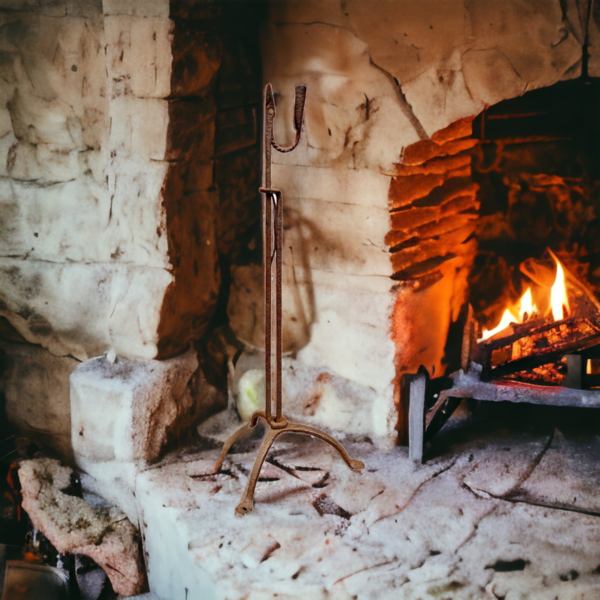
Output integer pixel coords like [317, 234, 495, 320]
[1, 1, 600, 599]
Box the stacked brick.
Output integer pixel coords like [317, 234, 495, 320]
[386, 118, 480, 283]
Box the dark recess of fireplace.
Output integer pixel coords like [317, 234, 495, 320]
[468, 78, 600, 331]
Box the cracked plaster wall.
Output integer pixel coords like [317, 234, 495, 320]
[255, 0, 587, 447]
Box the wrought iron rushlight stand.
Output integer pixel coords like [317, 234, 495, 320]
[214, 83, 365, 515]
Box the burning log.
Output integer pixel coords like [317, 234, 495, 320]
[470, 246, 600, 387]
[472, 317, 600, 384]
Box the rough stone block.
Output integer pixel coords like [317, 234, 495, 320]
[272, 163, 391, 210]
[109, 96, 169, 161]
[340, 0, 583, 136]
[279, 358, 392, 443]
[70, 348, 199, 519]
[402, 57, 481, 137]
[1, 157, 166, 267]
[102, 0, 169, 18]
[6, 142, 82, 183]
[228, 264, 397, 447]
[283, 194, 390, 277]
[65, 0, 101, 18]
[263, 21, 420, 170]
[1, 11, 108, 154]
[290, 269, 397, 445]
[0, 178, 110, 263]
[0, 0, 223, 370]
[107, 157, 170, 268]
[19, 458, 145, 597]
[71, 347, 198, 463]
[135, 426, 600, 599]
[79, 460, 139, 524]
[0, 340, 78, 460]
[228, 264, 313, 353]
[0, 161, 218, 362]
[0, 259, 173, 360]
[9, 74, 80, 148]
[105, 15, 172, 99]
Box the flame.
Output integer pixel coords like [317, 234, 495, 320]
[518, 288, 537, 322]
[480, 308, 518, 341]
[479, 252, 570, 342]
[480, 288, 537, 341]
[550, 254, 569, 321]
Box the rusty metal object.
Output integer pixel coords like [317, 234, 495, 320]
[226, 412, 364, 516]
[215, 83, 364, 515]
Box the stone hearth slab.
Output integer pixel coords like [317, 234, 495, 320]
[134, 419, 600, 600]
[515, 431, 600, 515]
[463, 429, 600, 515]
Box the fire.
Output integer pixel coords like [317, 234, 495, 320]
[480, 308, 518, 341]
[550, 252, 569, 321]
[480, 288, 537, 341]
[518, 288, 536, 322]
[479, 252, 569, 342]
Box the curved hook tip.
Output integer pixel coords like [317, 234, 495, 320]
[265, 83, 275, 114]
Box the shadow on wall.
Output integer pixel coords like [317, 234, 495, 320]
[227, 206, 320, 356]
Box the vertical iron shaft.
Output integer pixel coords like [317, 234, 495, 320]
[276, 193, 283, 419]
[262, 84, 306, 422]
[264, 98, 274, 421]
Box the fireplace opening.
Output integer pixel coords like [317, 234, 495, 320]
[393, 78, 600, 445]
[469, 79, 600, 340]
[465, 78, 600, 388]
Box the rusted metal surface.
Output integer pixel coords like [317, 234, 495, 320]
[2, 561, 69, 600]
[227, 411, 364, 516]
[215, 83, 364, 515]
[408, 373, 427, 464]
[434, 369, 600, 410]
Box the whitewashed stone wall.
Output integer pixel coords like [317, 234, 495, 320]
[0, 0, 220, 362]
[233, 0, 586, 447]
[0, 0, 224, 459]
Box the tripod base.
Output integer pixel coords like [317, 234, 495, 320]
[214, 411, 365, 515]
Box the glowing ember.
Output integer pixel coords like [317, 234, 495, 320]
[550, 253, 569, 321]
